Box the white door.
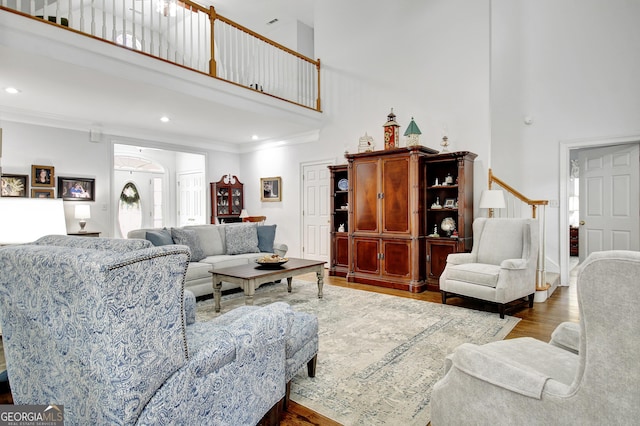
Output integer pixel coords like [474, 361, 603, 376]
[579, 143, 640, 261]
[177, 172, 206, 226]
[113, 171, 161, 237]
[302, 162, 332, 262]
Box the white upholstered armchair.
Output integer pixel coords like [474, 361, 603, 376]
[431, 250, 640, 425]
[439, 218, 539, 318]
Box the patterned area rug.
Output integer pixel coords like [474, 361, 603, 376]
[197, 280, 520, 426]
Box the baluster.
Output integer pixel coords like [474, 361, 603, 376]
[182, 4, 186, 65]
[67, 0, 73, 27]
[131, 0, 137, 50]
[101, 0, 106, 38]
[149, 0, 154, 55]
[30, 0, 35, 16]
[79, 0, 84, 32]
[121, 0, 126, 44]
[90, 0, 95, 35]
[165, 7, 170, 60]
[111, 0, 116, 41]
[55, 0, 60, 26]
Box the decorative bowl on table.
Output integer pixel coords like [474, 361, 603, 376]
[255, 255, 289, 269]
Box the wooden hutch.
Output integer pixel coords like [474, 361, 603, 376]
[210, 175, 244, 224]
[330, 147, 475, 293]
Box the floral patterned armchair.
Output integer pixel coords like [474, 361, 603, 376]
[0, 240, 291, 425]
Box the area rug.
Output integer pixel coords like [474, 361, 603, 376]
[197, 280, 520, 426]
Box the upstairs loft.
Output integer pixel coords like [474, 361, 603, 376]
[0, 1, 323, 151]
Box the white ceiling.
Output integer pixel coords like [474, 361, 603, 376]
[0, 1, 319, 152]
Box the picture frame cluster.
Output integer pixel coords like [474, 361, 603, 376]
[1, 165, 95, 201]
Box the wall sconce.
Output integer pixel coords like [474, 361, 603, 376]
[74, 205, 91, 233]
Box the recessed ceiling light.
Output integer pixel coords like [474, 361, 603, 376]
[4, 87, 20, 94]
[160, 116, 170, 123]
[252, 135, 259, 140]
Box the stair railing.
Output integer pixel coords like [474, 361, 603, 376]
[488, 168, 551, 291]
[0, 1, 321, 111]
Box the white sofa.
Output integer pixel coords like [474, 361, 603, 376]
[128, 223, 287, 297]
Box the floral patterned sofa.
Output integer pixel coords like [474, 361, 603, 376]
[128, 223, 288, 297]
[0, 235, 292, 425]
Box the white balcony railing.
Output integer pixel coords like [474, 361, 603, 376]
[0, 0, 322, 111]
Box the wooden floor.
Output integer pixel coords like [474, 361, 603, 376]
[281, 271, 579, 426]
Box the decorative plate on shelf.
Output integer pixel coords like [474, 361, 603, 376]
[338, 178, 348, 191]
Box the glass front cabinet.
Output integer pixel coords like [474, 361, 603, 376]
[210, 175, 244, 223]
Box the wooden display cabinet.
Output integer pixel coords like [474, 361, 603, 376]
[329, 165, 349, 277]
[346, 146, 437, 292]
[425, 151, 476, 291]
[210, 175, 244, 224]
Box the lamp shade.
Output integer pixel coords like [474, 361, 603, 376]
[239, 209, 249, 219]
[0, 198, 67, 244]
[479, 190, 506, 209]
[74, 205, 91, 219]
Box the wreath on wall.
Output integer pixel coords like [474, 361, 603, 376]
[119, 182, 140, 205]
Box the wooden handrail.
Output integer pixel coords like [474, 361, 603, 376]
[488, 168, 548, 206]
[488, 168, 548, 219]
[215, 11, 319, 65]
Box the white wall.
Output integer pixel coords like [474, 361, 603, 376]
[241, 0, 492, 257]
[491, 0, 640, 278]
[0, 120, 112, 235]
[1, 120, 241, 235]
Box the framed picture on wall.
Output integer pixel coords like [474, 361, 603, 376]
[261, 176, 282, 202]
[31, 188, 54, 198]
[1, 174, 28, 197]
[31, 165, 55, 187]
[57, 177, 95, 201]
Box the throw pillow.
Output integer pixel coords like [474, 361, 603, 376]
[145, 228, 174, 246]
[257, 224, 277, 252]
[184, 225, 225, 256]
[225, 224, 260, 255]
[171, 228, 206, 262]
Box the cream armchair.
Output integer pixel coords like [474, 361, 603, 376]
[431, 250, 640, 425]
[439, 218, 538, 318]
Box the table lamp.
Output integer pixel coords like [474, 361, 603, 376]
[479, 189, 505, 218]
[239, 209, 249, 220]
[75, 204, 91, 233]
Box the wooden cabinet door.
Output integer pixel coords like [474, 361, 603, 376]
[381, 156, 410, 234]
[353, 237, 380, 275]
[353, 159, 379, 232]
[427, 238, 458, 290]
[334, 235, 350, 268]
[382, 239, 411, 278]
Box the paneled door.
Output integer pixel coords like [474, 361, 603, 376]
[302, 161, 332, 262]
[177, 171, 205, 226]
[579, 143, 640, 261]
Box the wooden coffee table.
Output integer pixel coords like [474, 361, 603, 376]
[209, 258, 326, 312]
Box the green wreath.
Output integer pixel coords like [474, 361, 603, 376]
[120, 182, 140, 205]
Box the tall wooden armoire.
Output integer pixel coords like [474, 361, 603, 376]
[346, 146, 438, 292]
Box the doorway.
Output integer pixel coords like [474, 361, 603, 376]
[560, 136, 640, 285]
[113, 143, 206, 238]
[300, 160, 332, 263]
